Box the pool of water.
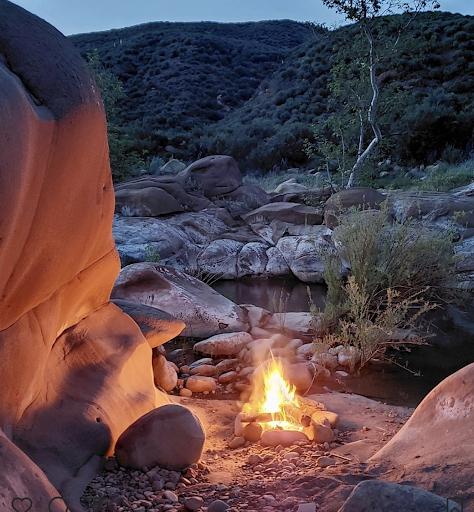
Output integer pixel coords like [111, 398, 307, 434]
[212, 277, 474, 407]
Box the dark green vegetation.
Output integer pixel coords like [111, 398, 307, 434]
[71, 13, 474, 182]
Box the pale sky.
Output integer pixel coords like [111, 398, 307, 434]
[9, 0, 474, 36]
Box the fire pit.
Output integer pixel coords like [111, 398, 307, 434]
[234, 356, 338, 447]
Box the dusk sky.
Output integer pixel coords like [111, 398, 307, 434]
[10, 0, 474, 36]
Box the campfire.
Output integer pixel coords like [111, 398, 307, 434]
[235, 355, 336, 447]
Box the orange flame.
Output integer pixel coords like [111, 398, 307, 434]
[246, 355, 303, 432]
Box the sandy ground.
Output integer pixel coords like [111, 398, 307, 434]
[170, 389, 414, 511]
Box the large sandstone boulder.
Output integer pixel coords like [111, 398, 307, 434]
[0, 3, 188, 509]
[112, 299, 185, 348]
[179, 155, 243, 198]
[338, 481, 451, 512]
[112, 263, 249, 337]
[370, 362, 474, 502]
[115, 404, 205, 471]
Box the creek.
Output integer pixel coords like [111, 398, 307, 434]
[212, 277, 474, 407]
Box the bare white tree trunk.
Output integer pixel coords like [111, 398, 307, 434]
[346, 23, 383, 188]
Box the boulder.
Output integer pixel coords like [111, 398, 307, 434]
[0, 2, 170, 508]
[115, 404, 205, 471]
[338, 480, 451, 512]
[265, 247, 291, 276]
[193, 332, 253, 357]
[155, 158, 187, 176]
[237, 242, 269, 277]
[180, 155, 243, 198]
[197, 239, 245, 279]
[370, 362, 474, 501]
[242, 202, 324, 228]
[274, 178, 308, 194]
[112, 299, 185, 348]
[112, 264, 249, 337]
[152, 355, 178, 391]
[324, 188, 386, 229]
[114, 176, 215, 213]
[276, 230, 332, 283]
[115, 187, 184, 217]
[219, 183, 271, 208]
[186, 376, 217, 393]
[263, 312, 315, 338]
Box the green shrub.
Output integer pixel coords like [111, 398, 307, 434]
[312, 201, 459, 370]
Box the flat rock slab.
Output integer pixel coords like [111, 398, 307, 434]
[193, 332, 252, 356]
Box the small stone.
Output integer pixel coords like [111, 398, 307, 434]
[317, 456, 335, 468]
[163, 491, 178, 502]
[152, 480, 164, 491]
[335, 370, 349, 377]
[229, 437, 246, 449]
[189, 358, 213, 370]
[242, 423, 263, 442]
[303, 422, 334, 444]
[184, 496, 204, 511]
[248, 454, 264, 465]
[190, 364, 216, 377]
[180, 365, 190, 374]
[283, 452, 299, 460]
[179, 388, 193, 397]
[207, 500, 229, 512]
[218, 371, 238, 384]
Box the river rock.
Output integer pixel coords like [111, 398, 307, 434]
[156, 158, 187, 175]
[207, 500, 230, 512]
[184, 496, 204, 511]
[189, 358, 214, 370]
[265, 247, 291, 276]
[311, 352, 338, 370]
[317, 456, 335, 468]
[237, 242, 269, 277]
[242, 423, 263, 442]
[303, 422, 334, 443]
[263, 312, 315, 337]
[115, 404, 205, 471]
[274, 178, 309, 194]
[152, 355, 178, 391]
[194, 332, 252, 356]
[229, 437, 246, 449]
[242, 202, 324, 227]
[196, 239, 244, 279]
[215, 359, 240, 373]
[261, 430, 308, 447]
[186, 376, 217, 393]
[179, 388, 193, 397]
[284, 363, 313, 393]
[218, 371, 238, 384]
[112, 264, 248, 337]
[112, 299, 185, 348]
[190, 365, 216, 377]
[338, 346, 360, 367]
[338, 480, 451, 512]
[276, 231, 332, 283]
[297, 344, 314, 358]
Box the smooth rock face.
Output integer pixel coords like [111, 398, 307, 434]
[0, 2, 170, 508]
[276, 230, 332, 283]
[370, 363, 474, 500]
[193, 332, 253, 356]
[115, 187, 184, 217]
[338, 480, 450, 512]
[112, 299, 185, 348]
[115, 404, 205, 471]
[112, 263, 249, 337]
[180, 155, 243, 198]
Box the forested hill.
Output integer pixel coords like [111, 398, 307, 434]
[70, 20, 312, 140]
[70, 13, 474, 177]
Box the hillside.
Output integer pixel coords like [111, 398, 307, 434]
[71, 13, 474, 180]
[70, 20, 312, 155]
